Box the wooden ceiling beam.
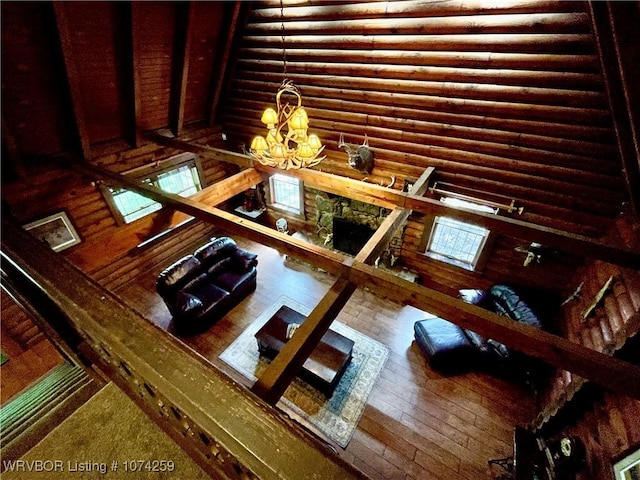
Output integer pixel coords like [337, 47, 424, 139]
[52, 3, 92, 161]
[588, 1, 640, 216]
[251, 168, 435, 404]
[191, 168, 264, 206]
[251, 277, 357, 405]
[348, 262, 640, 399]
[169, 2, 194, 137]
[78, 162, 640, 398]
[146, 134, 640, 268]
[79, 163, 349, 277]
[123, 3, 141, 147]
[209, 1, 245, 125]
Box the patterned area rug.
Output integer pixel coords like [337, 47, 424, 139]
[220, 296, 389, 448]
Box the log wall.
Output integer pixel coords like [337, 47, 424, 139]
[568, 391, 640, 480]
[1, 129, 235, 292]
[220, 0, 626, 237]
[526, 216, 640, 479]
[532, 214, 640, 428]
[0, 2, 232, 165]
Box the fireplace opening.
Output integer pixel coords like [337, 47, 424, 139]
[332, 217, 376, 256]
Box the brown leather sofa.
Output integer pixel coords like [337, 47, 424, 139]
[156, 237, 257, 334]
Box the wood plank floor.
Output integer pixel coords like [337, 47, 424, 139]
[115, 234, 536, 480]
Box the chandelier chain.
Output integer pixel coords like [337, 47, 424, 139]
[280, 0, 287, 78]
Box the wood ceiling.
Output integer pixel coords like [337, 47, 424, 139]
[1, 1, 637, 237]
[1, 3, 640, 470]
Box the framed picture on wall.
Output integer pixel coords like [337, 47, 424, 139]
[23, 211, 81, 252]
[613, 447, 640, 480]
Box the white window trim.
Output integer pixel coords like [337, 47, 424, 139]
[421, 197, 496, 271]
[101, 153, 204, 225]
[268, 174, 304, 215]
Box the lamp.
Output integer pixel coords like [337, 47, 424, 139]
[249, 2, 325, 170]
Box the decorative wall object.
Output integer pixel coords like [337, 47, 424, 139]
[23, 211, 81, 252]
[338, 133, 375, 174]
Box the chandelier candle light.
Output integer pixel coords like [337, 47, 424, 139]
[249, 0, 324, 169]
[250, 79, 325, 170]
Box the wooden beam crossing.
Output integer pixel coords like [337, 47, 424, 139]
[145, 134, 640, 268]
[251, 168, 434, 404]
[78, 161, 640, 399]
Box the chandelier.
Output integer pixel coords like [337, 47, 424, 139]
[250, 80, 325, 169]
[249, 0, 324, 170]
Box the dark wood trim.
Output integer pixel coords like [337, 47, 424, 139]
[51, 2, 92, 160]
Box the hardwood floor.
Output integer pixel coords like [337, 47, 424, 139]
[115, 234, 536, 480]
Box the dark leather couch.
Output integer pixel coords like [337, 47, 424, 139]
[156, 237, 257, 334]
[414, 284, 550, 387]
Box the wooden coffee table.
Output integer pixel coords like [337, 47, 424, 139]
[254, 305, 354, 396]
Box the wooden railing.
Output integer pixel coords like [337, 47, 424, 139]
[0, 217, 366, 480]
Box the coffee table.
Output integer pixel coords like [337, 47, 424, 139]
[254, 305, 354, 396]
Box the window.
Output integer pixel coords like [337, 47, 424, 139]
[422, 197, 496, 270]
[268, 174, 303, 214]
[103, 154, 203, 225]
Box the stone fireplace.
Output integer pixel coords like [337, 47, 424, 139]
[315, 193, 405, 267]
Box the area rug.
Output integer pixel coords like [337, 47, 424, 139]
[219, 295, 390, 448]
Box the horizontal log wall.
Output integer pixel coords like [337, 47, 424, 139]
[577, 392, 640, 480]
[2, 130, 236, 292]
[258, 179, 582, 296]
[528, 215, 640, 479]
[1, 290, 44, 351]
[531, 213, 640, 427]
[220, 0, 626, 237]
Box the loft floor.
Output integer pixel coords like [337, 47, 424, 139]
[114, 233, 535, 480]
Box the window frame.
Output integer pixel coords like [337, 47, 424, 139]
[419, 197, 496, 272]
[101, 153, 205, 226]
[268, 173, 304, 215]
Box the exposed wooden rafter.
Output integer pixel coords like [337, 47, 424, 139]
[252, 167, 434, 404]
[147, 133, 640, 269]
[169, 2, 194, 137]
[52, 2, 92, 161]
[209, 1, 245, 125]
[78, 162, 640, 399]
[588, 1, 640, 216]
